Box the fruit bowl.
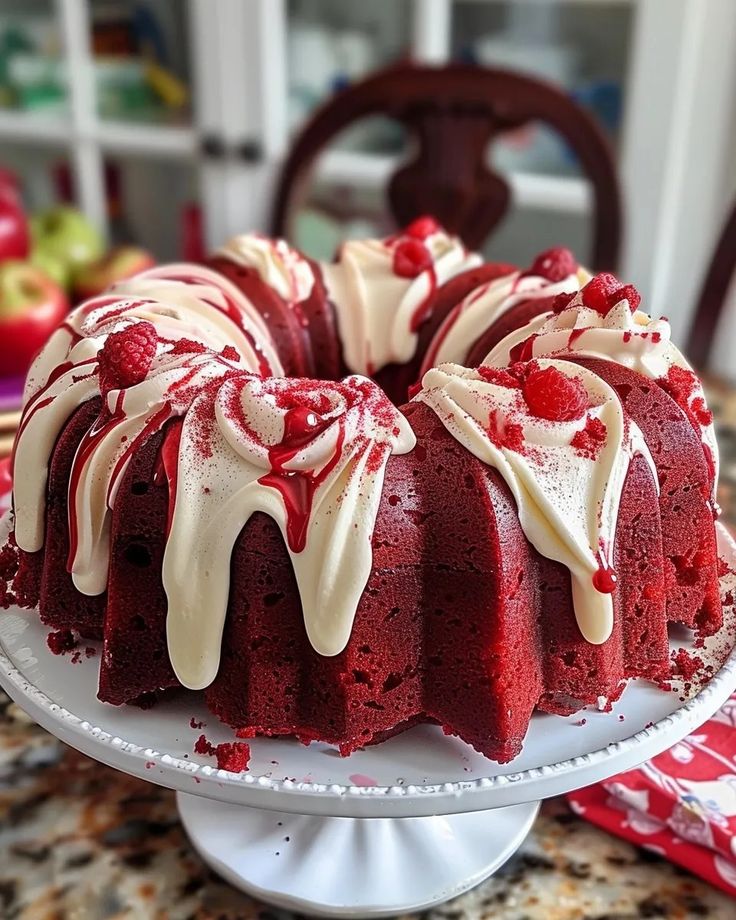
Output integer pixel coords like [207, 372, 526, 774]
[1, 521, 735, 916]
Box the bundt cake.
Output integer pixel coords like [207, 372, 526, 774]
[0, 218, 722, 764]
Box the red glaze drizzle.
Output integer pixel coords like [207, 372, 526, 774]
[593, 548, 618, 594]
[154, 419, 184, 535]
[258, 407, 345, 553]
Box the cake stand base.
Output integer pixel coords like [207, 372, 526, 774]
[177, 792, 540, 917]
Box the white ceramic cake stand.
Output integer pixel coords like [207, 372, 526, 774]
[2, 523, 736, 917]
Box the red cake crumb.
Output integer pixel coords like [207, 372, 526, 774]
[522, 247, 577, 283]
[221, 345, 240, 363]
[477, 366, 522, 389]
[571, 416, 607, 459]
[214, 741, 251, 773]
[671, 649, 704, 681]
[189, 717, 205, 729]
[85, 647, 96, 658]
[522, 366, 587, 422]
[47, 629, 78, 655]
[71, 651, 82, 664]
[487, 410, 525, 453]
[552, 291, 577, 314]
[97, 321, 157, 393]
[235, 726, 256, 738]
[580, 274, 641, 316]
[718, 556, 734, 578]
[194, 734, 216, 756]
[393, 239, 432, 278]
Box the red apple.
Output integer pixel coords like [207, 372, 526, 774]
[0, 260, 69, 378]
[0, 172, 29, 262]
[72, 245, 155, 302]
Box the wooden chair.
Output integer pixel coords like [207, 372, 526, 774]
[272, 62, 622, 271]
[687, 201, 736, 369]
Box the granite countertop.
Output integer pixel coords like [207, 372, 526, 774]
[2, 382, 736, 920]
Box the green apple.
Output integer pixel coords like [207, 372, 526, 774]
[29, 245, 70, 290]
[72, 245, 156, 301]
[30, 206, 104, 277]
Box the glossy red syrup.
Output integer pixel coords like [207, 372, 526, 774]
[509, 334, 538, 363]
[155, 419, 184, 535]
[568, 328, 586, 348]
[106, 404, 173, 507]
[258, 405, 345, 553]
[593, 549, 618, 593]
[409, 264, 438, 332]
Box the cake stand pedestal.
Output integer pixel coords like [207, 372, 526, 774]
[2, 524, 736, 916]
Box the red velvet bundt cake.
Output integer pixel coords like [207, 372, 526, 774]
[0, 219, 722, 763]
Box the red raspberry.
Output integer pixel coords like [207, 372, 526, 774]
[215, 741, 250, 773]
[522, 366, 588, 422]
[393, 239, 432, 278]
[98, 321, 157, 393]
[524, 247, 578, 282]
[404, 215, 440, 240]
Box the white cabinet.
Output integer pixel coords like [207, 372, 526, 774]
[0, 0, 734, 339]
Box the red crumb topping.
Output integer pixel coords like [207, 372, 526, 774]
[194, 734, 216, 756]
[221, 345, 240, 363]
[523, 247, 577, 283]
[659, 365, 712, 430]
[477, 366, 522, 389]
[487, 410, 525, 453]
[164, 337, 208, 357]
[522, 366, 588, 422]
[581, 273, 641, 316]
[404, 215, 439, 240]
[215, 741, 251, 773]
[98, 321, 157, 393]
[671, 649, 704, 681]
[189, 717, 205, 730]
[46, 629, 78, 655]
[718, 556, 734, 578]
[393, 238, 432, 279]
[571, 416, 607, 459]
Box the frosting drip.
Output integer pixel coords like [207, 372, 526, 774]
[420, 268, 587, 375]
[163, 374, 416, 688]
[484, 287, 719, 496]
[321, 219, 481, 376]
[13, 264, 284, 561]
[218, 234, 316, 304]
[416, 360, 655, 644]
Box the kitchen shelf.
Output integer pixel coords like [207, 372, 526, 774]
[317, 149, 590, 215]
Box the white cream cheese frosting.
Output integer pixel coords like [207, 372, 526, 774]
[162, 374, 416, 688]
[484, 286, 719, 496]
[320, 221, 481, 376]
[13, 266, 284, 561]
[420, 267, 588, 375]
[218, 234, 316, 304]
[416, 359, 656, 644]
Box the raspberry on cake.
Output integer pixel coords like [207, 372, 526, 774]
[0, 226, 722, 763]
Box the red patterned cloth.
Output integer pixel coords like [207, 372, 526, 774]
[568, 693, 736, 896]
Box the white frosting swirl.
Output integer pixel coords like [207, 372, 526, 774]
[163, 375, 416, 688]
[416, 360, 656, 644]
[321, 227, 481, 375]
[218, 234, 315, 303]
[420, 267, 589, 375]
[13, 264, 284, 561]
[484, 290, 719, 495]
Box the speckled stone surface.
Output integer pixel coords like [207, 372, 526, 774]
[2, 385, 736, 919]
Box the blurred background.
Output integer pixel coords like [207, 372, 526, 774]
[0, 0, 735, 377]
